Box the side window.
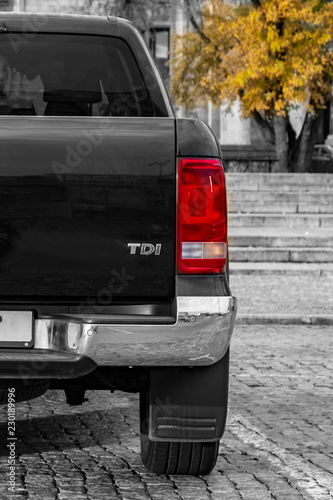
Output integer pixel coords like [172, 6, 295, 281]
[0, 34, 154, 117]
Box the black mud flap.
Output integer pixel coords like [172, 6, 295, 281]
[147, 348, 229, 442]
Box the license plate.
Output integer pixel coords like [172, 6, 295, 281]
[0, 311, 34, 348]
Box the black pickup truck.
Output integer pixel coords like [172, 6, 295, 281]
[0, 13, 237, 475]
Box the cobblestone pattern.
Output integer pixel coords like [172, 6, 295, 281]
[0, 324, 332, 499]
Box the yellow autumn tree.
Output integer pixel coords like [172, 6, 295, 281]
[171, 0, 333, 172]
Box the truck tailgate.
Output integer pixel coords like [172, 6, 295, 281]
[0, 117, 176, 302]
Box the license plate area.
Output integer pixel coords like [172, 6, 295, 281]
[0, 311, 34, 348]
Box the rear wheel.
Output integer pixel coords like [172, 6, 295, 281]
[0, 379, 50, 404]
[140, 390, 219, 475]
[140, 350, 229, 476]
[140, 393, 219, 475]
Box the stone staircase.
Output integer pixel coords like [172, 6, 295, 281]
[226, 173, 333, 274]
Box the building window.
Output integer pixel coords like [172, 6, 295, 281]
[149, 27, 170, 77]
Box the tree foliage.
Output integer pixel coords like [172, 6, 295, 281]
[171, 0, 333, 172]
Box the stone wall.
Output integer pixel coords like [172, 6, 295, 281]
[223, 160, 279, 173]
[221, 146, 278, 173]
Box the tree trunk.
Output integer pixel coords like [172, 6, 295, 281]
[251, 110, 275, 145]
[290, 111, 322, 173]
[286, 115, 297, 155]
[273, 115, 289, 172]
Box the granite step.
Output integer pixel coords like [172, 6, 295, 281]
[226, 173, 333, 191]
[228, 213, 333, 228]
[227, 190, 333, 203]
[229, 262, 333, 275]
[228, 227, 333, 248]
[225, 173, 333, 270]
[228, 201, 333, 213]
[229, 246, 333, 263]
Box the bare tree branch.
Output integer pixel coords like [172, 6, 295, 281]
[184, 0, 211, 44]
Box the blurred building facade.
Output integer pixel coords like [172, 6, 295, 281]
[0, 0, 14, 11]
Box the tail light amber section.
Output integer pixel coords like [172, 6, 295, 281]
[177, 158, 227, 274]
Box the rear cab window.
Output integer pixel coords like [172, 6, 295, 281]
[0, 34, 154, 117]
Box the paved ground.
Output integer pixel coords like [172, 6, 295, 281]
[0, 323, 332, 500]
[231, 273, 333, 318]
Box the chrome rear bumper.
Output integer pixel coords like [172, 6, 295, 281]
[0, 296, 237, 378]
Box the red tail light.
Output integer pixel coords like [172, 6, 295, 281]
[177, 158, 227, 274]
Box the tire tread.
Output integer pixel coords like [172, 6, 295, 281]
[141, 438, 219, 475]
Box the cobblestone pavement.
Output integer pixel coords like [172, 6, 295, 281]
[0, 324, 332, 500]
